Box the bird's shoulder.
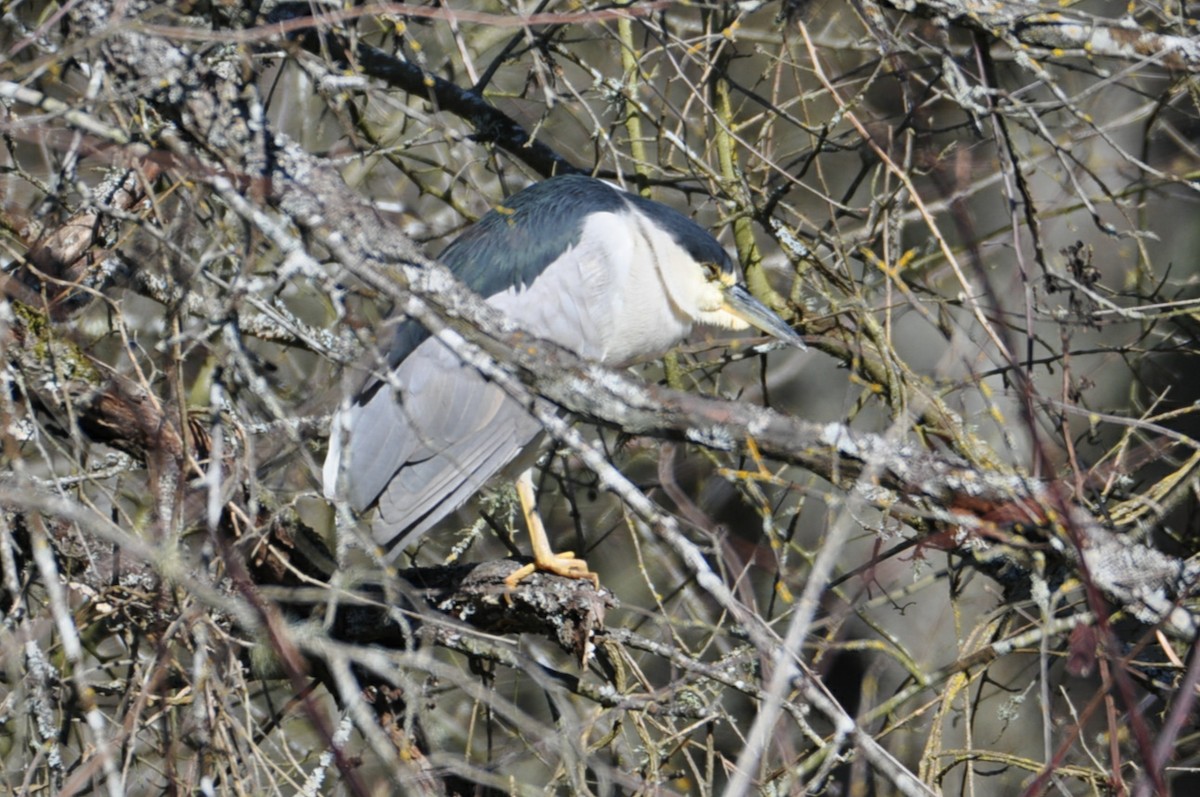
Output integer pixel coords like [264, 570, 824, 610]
[437, 175, 631, 298]
[359, 177, 628, 393]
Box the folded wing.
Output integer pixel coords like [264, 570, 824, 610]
[326, 335, 542, 557]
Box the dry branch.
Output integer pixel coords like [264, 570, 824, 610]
[4, 1, 1200, 793]
[879, 0, 1200, 71]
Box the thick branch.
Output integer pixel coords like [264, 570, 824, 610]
[268, 2, 579, 178]
[880, 0, 1200, 71]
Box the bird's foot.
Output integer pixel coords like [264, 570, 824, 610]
[504, 551, 600, 590]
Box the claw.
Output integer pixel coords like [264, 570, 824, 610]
[507, 470, 601, 590]
[504, 551, 600, 590]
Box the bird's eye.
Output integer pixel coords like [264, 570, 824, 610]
[702, 262, 722, 281]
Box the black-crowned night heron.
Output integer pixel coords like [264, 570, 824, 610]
[324, 174, 805, 586]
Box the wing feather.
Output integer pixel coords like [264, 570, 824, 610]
[330, 335, 541, 556]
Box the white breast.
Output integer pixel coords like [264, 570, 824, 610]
[487, 208, 699, 365]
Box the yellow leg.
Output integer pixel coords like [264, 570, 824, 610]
[504, 470, 600, 589]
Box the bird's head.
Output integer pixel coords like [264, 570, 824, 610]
[683, 255, 807, 348]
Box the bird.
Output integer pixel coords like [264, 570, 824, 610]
[324, 173, 805, 587]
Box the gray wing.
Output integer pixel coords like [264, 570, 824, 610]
[326, 335, 542, 556]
